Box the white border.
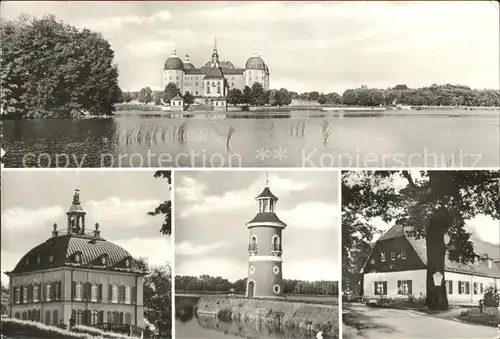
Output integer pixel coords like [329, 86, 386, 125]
[170, 169, 175, 339]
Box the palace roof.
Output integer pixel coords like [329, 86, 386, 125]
[6, 233, 146, 276]
[246, 212, 287, 226]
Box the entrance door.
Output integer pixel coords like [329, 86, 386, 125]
[247, 281, 255, 298]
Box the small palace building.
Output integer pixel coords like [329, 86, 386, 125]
[361, 224, 500, 304]
[5, 190, 147, 330]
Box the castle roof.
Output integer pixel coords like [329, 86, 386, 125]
[374, 224, 500, 278]
[245, 56, 267, 71]
[164, 51, 184, 71]
[246, 212, 286, 226]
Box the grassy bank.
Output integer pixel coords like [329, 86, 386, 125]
[459, 307, 499, 327]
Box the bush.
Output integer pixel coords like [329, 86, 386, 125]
[71, 325, 133, 338]
[460, 307, 498, 327]
[0, 318, 91, 338]
[483, 287, 500, 307]
[367, 296, 426, 309]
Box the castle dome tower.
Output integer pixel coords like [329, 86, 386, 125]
[245, 180, 287, 298]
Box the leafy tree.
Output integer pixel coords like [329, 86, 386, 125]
[147, 171, 171, 235]
[241, 86, 252, 105]
[277, 88, 292, 106]
[342, 170, 500, 310]
[122, 92, 133, 103]
[137, 87, 153, 104]
[318, 94, 327, 105]
[1, 15, 121, 118]
[309, 91, 320, 101]
[162, 82, 179, 104]
[326, 92, 341, 105]
[227, 88, 242, 106]
[152, 91, 163, 105]
[342, 89, 358, 105]
[250, 82, 266, 106]
[183, 91, 194, 106]
[136, 258, 172, 338]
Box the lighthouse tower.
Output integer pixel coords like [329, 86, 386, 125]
[245, 181, 287, 298]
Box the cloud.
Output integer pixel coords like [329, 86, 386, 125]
[285, 258, 339, 281]
[75, 11, 172, 32]
[86, 197, 161, 228]
[177, 174, 311, 218]
[1, 206, 65, 232]
[125, 39, 175, 59]
[176, 257, 245, 281]
[176, 241, 228, 256]
[281, 202, 339, 230]
[466, 215, 500, 245]
[114, 236, 172, 267]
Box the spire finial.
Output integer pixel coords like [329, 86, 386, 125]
[73, 189, 81, 205]
[214, 36, 217, 51]
[265, 172, 269, 187]
[253, 46, 258, 56]
[172, 48, 177, 56]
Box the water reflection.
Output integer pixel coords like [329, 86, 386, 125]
[2, 111, 499, 167]
[175, 297, 337, 339]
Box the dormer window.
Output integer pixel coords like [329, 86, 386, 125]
[74, 253, 81, 263]
[381, 252, 386, 262]
[101, 256, 108, 265]
[25, 257, 29, 265]
[49, 254, 54, 263]
[488, 259, 492, 268]
[125, 259, 130, 268]
[37, 255, 41, 264]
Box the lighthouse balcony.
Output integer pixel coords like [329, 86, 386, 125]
[248, 244, 258, 253]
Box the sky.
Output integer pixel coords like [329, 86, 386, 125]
[174, 170, 340, 282]
[345, 170, 500, 246]
[2, 1, 499, 93]
[1, 170, 172, 284]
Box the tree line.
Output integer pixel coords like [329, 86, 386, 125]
[175, 275, 338, 296]
[125, 83, 499, 108]
[1, 15, 121, 118]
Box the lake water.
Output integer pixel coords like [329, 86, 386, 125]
[175, 296, 336, 339]
[2, 110, 498, 167]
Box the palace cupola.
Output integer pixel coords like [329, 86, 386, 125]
[67, 189, 86, 235]
[245, 179, 287, 299]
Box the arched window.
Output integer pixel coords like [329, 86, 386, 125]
[44, 310, 50, 325]
[250, 236, 258, 251]
[22, 311, 28, 320]
[14, 312, 20, 319]
[107, 311, 112, 323]
[52, 309, 58, 325]
[272, 235, 280, 251]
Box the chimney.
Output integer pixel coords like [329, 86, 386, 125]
[94, 223, 100, 237]
[52, 223, 58, 237]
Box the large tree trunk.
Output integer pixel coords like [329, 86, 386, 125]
[425, 208, 450, 310]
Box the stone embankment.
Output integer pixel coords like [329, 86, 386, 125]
[196, 297, 339, 337]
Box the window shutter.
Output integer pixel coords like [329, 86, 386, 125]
[99, 310, 104, 323]
[57, 281, 62, 300]
[108, 284, 112, 302]
[383, 282, 387, 295]
[27, 284, 32, 303]
[87, 282, 91, 301]
[120, 312, 124, 324]
[87, 310, 92, 326]
[466, 282, 470, 294]
[51, 282, 56, 300]
[20, 286, 24, 304]
[374, 282, 377, 295]
[98, 284, 103, 301]
[397, 280, 401, 295]
[408, 281, 413, 295]
[132, 286, 136, 304]
[122, 285, 126, 303]
[72, 281, 76, 300]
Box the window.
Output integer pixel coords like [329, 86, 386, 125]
[195, 82, 198, 86]
[212, 82, 215, 87]
[15, 286, 20, 304]
[44, 310, 50, 324]
[169, 76, 172, 80]
[488, 259, 492, 268]
[91, 310, 99, 325]
[49, 254, 54, 263]
[176, 76, 179, 80]
[380, 252, 386, 262]
[217, 85, 221, 94]
[33, 283, 39, 302]
[249, 76, 252, 81]
[231, 82, 234, 87]
[459, 281, 470, 295]
[37, 255, 41, 264]
[391, 252, 396, 261]
[125, 312, 132, 325]
[250, 236, 258, 251]
[23, 286, 28, 303]
[112, 284, 118, 303]
[397, 280, 412, 295]
[374, 281, 387, 295]
[445, 280, 453, 294]
[401, 250, 407, 260]
[272, 235, 280, 251]
[52, 309, 58, 326]
[125, 286, 131, 304]
[91, 284, 98, 302]
[75, 282, 83, 301]
[474, 282, 483, 295]
[262, 199, 269, 212]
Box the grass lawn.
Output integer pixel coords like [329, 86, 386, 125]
[459, 307, 499, 327]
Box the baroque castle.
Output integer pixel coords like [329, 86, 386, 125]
[163, 39, 270, 98]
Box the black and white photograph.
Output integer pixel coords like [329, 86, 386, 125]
[174, 170, 340, 338]
[0, 170, 172, 338]
[0, 1, 499, 168]
[341, 170, 500, 339]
